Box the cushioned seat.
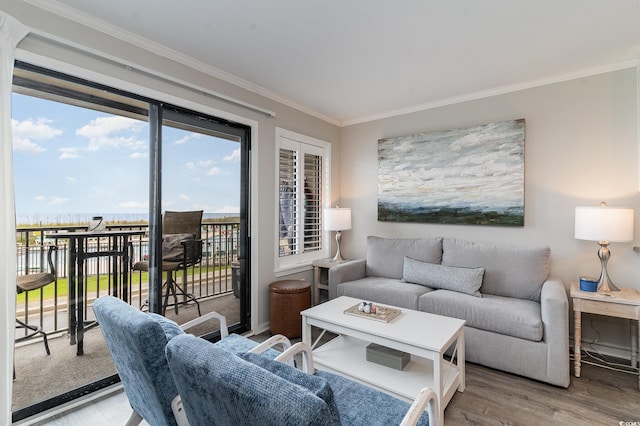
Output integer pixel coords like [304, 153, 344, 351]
[338, 276, 433, 310]
[166, 334, 433, 426]
[93, 295, 287, 426]
[418, 290, 543, 341]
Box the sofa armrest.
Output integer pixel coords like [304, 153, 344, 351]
[540, 278, 570, 387]
[328, 258, 366, 300]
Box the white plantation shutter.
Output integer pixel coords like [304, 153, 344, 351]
[276, 129, 329, 270]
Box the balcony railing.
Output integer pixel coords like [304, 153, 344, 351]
[15, 221, 240, 337]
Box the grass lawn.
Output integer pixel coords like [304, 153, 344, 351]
[16, 265, 228, 303]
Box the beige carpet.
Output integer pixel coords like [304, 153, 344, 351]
[12, 294, 240, 412]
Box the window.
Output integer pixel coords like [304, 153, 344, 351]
[276, 128, 330, 270]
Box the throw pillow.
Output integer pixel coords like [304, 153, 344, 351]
[162, 233, 195, 262]
[239, 352, 341, 425]
[402, 256, 484, 297]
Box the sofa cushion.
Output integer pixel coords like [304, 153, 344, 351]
[442, 238, 550, 302]
[418, 290, 543, 341]
[240, 353, 341, 425]
[403, 256, 484, 297]
[366, 236, 443, 279]
[337, 276, 434, 310]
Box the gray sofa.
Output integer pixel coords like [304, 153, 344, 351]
[329, 236, 570, 387]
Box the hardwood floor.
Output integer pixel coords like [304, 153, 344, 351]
[446, 360, 638, 425]
[29, 353, 639, 425]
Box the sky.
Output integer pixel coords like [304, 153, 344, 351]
[11, 93, 240, 224]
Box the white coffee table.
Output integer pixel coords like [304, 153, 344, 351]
[301, 296, 465, 424]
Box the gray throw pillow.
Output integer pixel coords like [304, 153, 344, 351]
[162, 233, 195, 262]
[402, 256, 484, 297]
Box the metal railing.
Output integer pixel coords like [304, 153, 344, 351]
[15, 221, 240, 336]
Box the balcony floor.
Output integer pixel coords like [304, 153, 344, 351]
[13, 293, 240, 413]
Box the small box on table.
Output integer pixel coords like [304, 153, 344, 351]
[366, 343, 409, 370]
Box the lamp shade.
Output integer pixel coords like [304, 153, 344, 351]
[574, 206, 634, 242]
[324, 208, 352, 231]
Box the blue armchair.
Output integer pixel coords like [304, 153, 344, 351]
[93, 295, 290, 426]
[166, 334, 438, 426]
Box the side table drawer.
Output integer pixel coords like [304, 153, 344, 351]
[574, 298, 640, 320]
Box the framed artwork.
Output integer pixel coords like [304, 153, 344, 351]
[378, 119, 525, 226]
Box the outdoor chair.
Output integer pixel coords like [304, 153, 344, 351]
[166, 334, 439, 426]
[93, 295, 290, 426]
[15, 245, 58, 356]
[133, 210, 204, 316]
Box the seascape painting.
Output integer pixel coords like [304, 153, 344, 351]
[378, 119, 525, 226]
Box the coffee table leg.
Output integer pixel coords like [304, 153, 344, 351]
[302, 316, 311, 347]
[434, 353, 444, 425]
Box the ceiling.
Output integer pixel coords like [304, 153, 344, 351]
[31, 0, 640, 126]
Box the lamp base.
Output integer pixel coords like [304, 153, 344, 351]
[332, 230, 345, 262]
[596, 241, 620, 292]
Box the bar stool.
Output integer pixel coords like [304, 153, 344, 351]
[269, 280, 311, 338]
[15, 246, 57, 356]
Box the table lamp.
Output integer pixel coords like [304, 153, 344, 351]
[574, 203, 634, 291]
[324, 207, 352, 262]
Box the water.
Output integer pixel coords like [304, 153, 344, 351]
[16, 212, 239, 226]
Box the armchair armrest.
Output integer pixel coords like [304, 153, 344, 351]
[181, 311, 229, 338]
[328, 258, 366, 299]
[540, 278, 570, 387]
[248, 334, 293, 366]
[400, 387, 439, 426]
[274, 342, 315, 373]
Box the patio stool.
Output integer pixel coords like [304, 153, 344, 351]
[269, 280, 311, 338]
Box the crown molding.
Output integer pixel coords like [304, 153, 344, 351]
[340, 59, 640, 127]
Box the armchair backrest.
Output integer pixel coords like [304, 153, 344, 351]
[93, 296, 184, 426]
[166, 334, 337, 426]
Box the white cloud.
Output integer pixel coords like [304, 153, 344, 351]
[179, 194, 190, 200]
[13, 137, 46, 153]
[66, 177, 78, 185]
[76, 116, 145, 151]
[207, 167, 222, 176]
[34, 195, 46, 202]
[12, 118, 62, 153]
[174, 133, 201, 145]
[198, 160, 214, 168]
[59, 147, 80, 160]
[185, 162, 196, 170]
[223, 148, 240, 162]
[131, 152, 148, 159]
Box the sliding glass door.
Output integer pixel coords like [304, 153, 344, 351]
[11, 62, 251, 420]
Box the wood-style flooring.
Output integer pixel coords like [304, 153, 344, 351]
[29, 353, 639, 425]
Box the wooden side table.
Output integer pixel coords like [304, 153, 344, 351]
[570, 282, 640, 388]
[311, 258, 351, 305]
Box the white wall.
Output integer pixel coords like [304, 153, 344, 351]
[340, 68, 639, 355]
